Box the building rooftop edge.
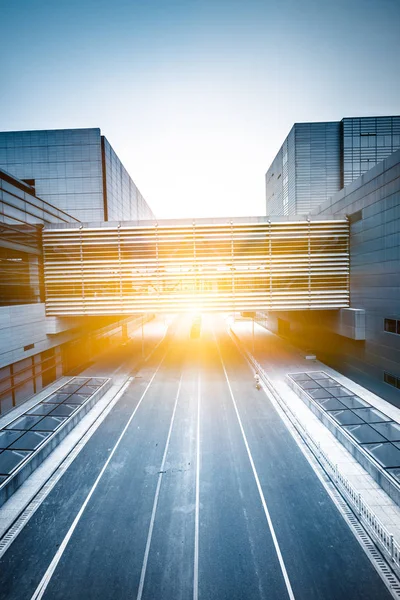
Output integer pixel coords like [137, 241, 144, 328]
[0, 127, 101, 135]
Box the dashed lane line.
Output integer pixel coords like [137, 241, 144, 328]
[0, 322, 170, 555]
[193, 373, 201, 600]
[136, 374, 183, 600]
[228, 327, 400, 599]
[0, 376, 133, 559]
[30, 350, 168, 600]
[214, 335, 296, 600]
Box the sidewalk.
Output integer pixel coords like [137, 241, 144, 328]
[229, 317, 400, 544]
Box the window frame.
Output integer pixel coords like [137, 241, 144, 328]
[384, 318, 399, 335]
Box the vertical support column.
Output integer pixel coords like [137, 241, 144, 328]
[55, 346, 63, 378]
[346, 218, 350, 306]
[79, 225, 85, 314]
[307, 219, 312, 308]
[193, 221, 197, 301]
[10, 364, 16, 407]
[268, 220, 272, 310]
[141, 314, 144, 358]
[230, 221, 235, 314]
[28, 254, 41, 302]
[32, 356, 37, 394]
[34, 354, 43, 392]
[118, 224, 123, 312]
[155, 223, 159, 311]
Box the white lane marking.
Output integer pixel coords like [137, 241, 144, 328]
[2, 323, 170, 556]
[0, 376, 134, 559]
[193, 373, 201, 600]
[136, 374, 183, 600]
[229, 333, 400, 600]
[215, 338, 296, 600]
[30, 355, 167, 600]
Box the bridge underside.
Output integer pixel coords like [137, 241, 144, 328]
[42, 218, 349, 316]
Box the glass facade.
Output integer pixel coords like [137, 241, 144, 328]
[0, 128, 155, 223]
[295, 122, 341, 215]
[266, 116, 400, 216]
[102, 137, 155, 221]
[0, 168, 78, 305]
[0, 247, 42, 306]
[265, 144, 283, 216]
[266, 122, 341, 215]
[342, 116, 400, 187]
[0, 129, 104, 222]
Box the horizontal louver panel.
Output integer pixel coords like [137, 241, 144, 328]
[42, 219, 349, 314]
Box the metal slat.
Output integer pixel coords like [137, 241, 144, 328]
[42, 219, 350, 315]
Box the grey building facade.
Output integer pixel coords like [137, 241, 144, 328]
[0, 168, 79, 307]
[264, 149, 400, 407]
[266, 116, 400, 216]
[342, 116, 400, 188]
[0, 128, 155, 222]
[0, 168, 78, 414]
[0, 168, 149, 416]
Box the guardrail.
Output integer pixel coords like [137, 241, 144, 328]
[228, 326, 400, 577]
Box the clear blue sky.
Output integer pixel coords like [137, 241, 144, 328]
[1, 0, 399, 218]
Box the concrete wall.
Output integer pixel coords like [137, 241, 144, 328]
[0, 304, 148, 415]
[0, 304, 77, 368]
[0, 304, 78, 413]
[317, 149, 400, 402]
[264, 150, 400, 407]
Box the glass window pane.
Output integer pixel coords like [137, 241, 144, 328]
[385, 318, 397, 333]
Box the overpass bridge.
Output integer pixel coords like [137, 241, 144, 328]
[42, 216, 349, 316]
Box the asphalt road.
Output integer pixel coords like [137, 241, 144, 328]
[0, 315, 393, 599]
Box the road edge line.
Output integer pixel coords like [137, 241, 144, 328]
[214, 334, 295, 600]
[30, 351, 168, 600]
[136, 374, 183, 599]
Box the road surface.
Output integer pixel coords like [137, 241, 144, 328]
[0, 315, 393, 599]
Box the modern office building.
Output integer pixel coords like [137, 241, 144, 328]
[0, 168, 79, 307]
[0, 168, 148, 415]
[266, 116, 400, 215]
[0, 128, 156, 417]
[0, 128, 155, 222]
[263, 149, 400, 407]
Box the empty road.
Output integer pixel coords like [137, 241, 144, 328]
[0, 315, 393, 599]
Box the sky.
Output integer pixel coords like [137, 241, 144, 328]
[1, 0, 399, 218]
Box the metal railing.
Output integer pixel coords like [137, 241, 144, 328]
[229, 327, 400, 577]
